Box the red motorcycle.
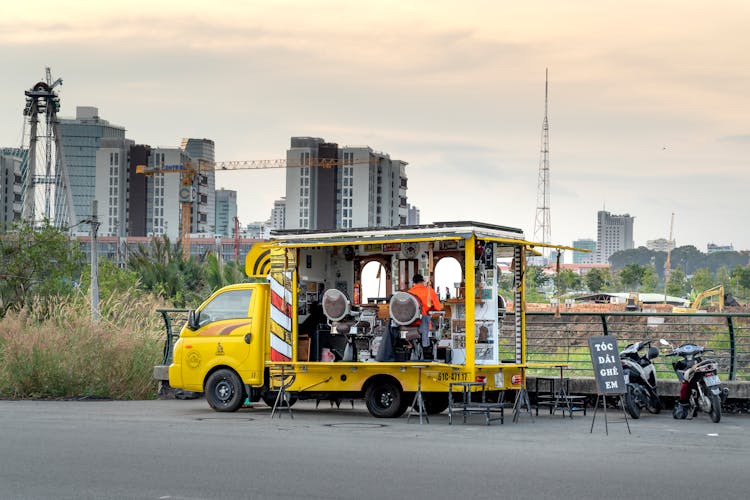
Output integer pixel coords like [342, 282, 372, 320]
[664, 342, 728, 423]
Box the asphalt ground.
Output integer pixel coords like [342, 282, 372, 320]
[1, 398, 749, 500]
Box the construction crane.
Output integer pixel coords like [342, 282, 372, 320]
[233, 216, 241, 262]
[135, 156, 371, 176]
[136, 156, 376, 253]
[663, 212, 675, 303]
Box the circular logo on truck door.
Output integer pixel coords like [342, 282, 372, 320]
[187, 351, 202, 369]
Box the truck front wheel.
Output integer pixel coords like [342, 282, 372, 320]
[365, 380, 405, 418]
[205, 369, 245, 412]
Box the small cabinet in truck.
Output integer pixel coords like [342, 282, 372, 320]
[168, 221, 571, 418]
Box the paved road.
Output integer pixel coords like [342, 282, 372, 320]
[1, 399, 748, 500]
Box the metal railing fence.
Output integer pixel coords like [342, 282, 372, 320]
[498, 311, 750, 381]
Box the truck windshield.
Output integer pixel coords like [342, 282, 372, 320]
[198, 289, 253, 327]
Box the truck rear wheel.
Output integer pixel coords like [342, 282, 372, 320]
[205, 369, 245, 412]
[365, 380, 405, 418]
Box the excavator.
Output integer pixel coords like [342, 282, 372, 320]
[672, 285, 739, 313]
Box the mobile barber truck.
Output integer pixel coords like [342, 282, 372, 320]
[168, 221, 568, 418]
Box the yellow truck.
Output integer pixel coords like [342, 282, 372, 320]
[168, 221, 570, 418]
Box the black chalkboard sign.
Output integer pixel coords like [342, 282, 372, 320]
[588, 335, 627, 395]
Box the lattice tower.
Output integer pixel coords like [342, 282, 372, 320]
[533, 68, 551, 254]
[21, 68, 76, 228]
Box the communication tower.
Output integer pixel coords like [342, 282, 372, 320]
[533, 69, 551, 256]
[21, 68, 75, 228]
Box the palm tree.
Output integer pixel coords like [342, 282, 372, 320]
[128, 235, 206, 307]
[204, 252, 247, 292]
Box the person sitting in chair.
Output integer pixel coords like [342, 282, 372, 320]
[408, 274, 443, 352]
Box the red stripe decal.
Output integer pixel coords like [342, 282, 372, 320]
[270, 289, 293, 318]
[270, 349, 291, 362]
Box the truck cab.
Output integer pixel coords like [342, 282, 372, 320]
[169, 283, 270, 408]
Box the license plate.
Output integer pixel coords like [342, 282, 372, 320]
[705, 375, 721, 387]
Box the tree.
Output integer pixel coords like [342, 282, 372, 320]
[609, 247, 670, 280]
[127, 235, 206, 307]
[524, 266, 549, 302]
[0, 221, 85, 316]
[666, 268, 689, 297]
[205, 253, 247, 293]
[79, 259, 142, 300]
[731, 266, 750, 301]
[527, 266, 550, 290]
[640, 267, 659, 293]
[671, 245, 707, 276]
[585, 268, 609, 293]
[556, 269, 581, 295]
[609, 245, 749, 278]
[497, 270, 514, 295]
[619, 264, 647, 290]
[716, 266, 732, 288]
[689, 268, 714, 295]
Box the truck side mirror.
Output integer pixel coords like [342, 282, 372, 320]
[187, 310, 200, 330]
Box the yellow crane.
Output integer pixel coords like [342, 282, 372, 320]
[136, 156, 376, 253]
[663, 212, 675, 303]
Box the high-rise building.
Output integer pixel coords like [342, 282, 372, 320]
[284, 137, 408, 230]
[646, 238, 676, 252]
[58, 107, 126, 224]
[146, 147, 189, 240]
[270, 197, 286, 230]
[572, 238, 596, 264]
[707, 243, 733, 253]
[95, 138, 134, 237]
[406, 203, 420, 225]
[244, 221, 268, 239]
[595, 210, 634, 264]
[215, 188, 237, 238]
[180, 138, 216, 236]
[0, 148, 25, 230]
[127, 144, 151, 237]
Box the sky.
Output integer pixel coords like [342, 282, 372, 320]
[1, 1, 749, 258]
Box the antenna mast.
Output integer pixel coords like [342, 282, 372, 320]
[533, 68, 551, 256]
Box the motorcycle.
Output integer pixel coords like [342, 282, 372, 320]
[663, 341, 729, 423]
[620, 339, 662, 419]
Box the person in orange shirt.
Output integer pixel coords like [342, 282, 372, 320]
[408, 274, 443, 350]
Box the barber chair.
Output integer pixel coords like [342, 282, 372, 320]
[389, 291, 430, 360]
[321, 288, 373, 361]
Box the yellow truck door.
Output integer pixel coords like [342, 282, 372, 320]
[176, 286, 256, 391]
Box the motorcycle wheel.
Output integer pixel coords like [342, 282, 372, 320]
[646, 393, 662, 414]
[672, 402, 687, 419]
[709, 392, 722, 423]
[624, 385, 641, 419]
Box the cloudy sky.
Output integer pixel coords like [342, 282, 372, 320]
[2, 1, 748, 256]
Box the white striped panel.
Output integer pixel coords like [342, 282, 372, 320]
[270, 305, 292, 331]
[269, 274, 292, 303]
[270, 333, 292, 359]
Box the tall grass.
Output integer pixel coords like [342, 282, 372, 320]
[0, 289, 167, 399]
